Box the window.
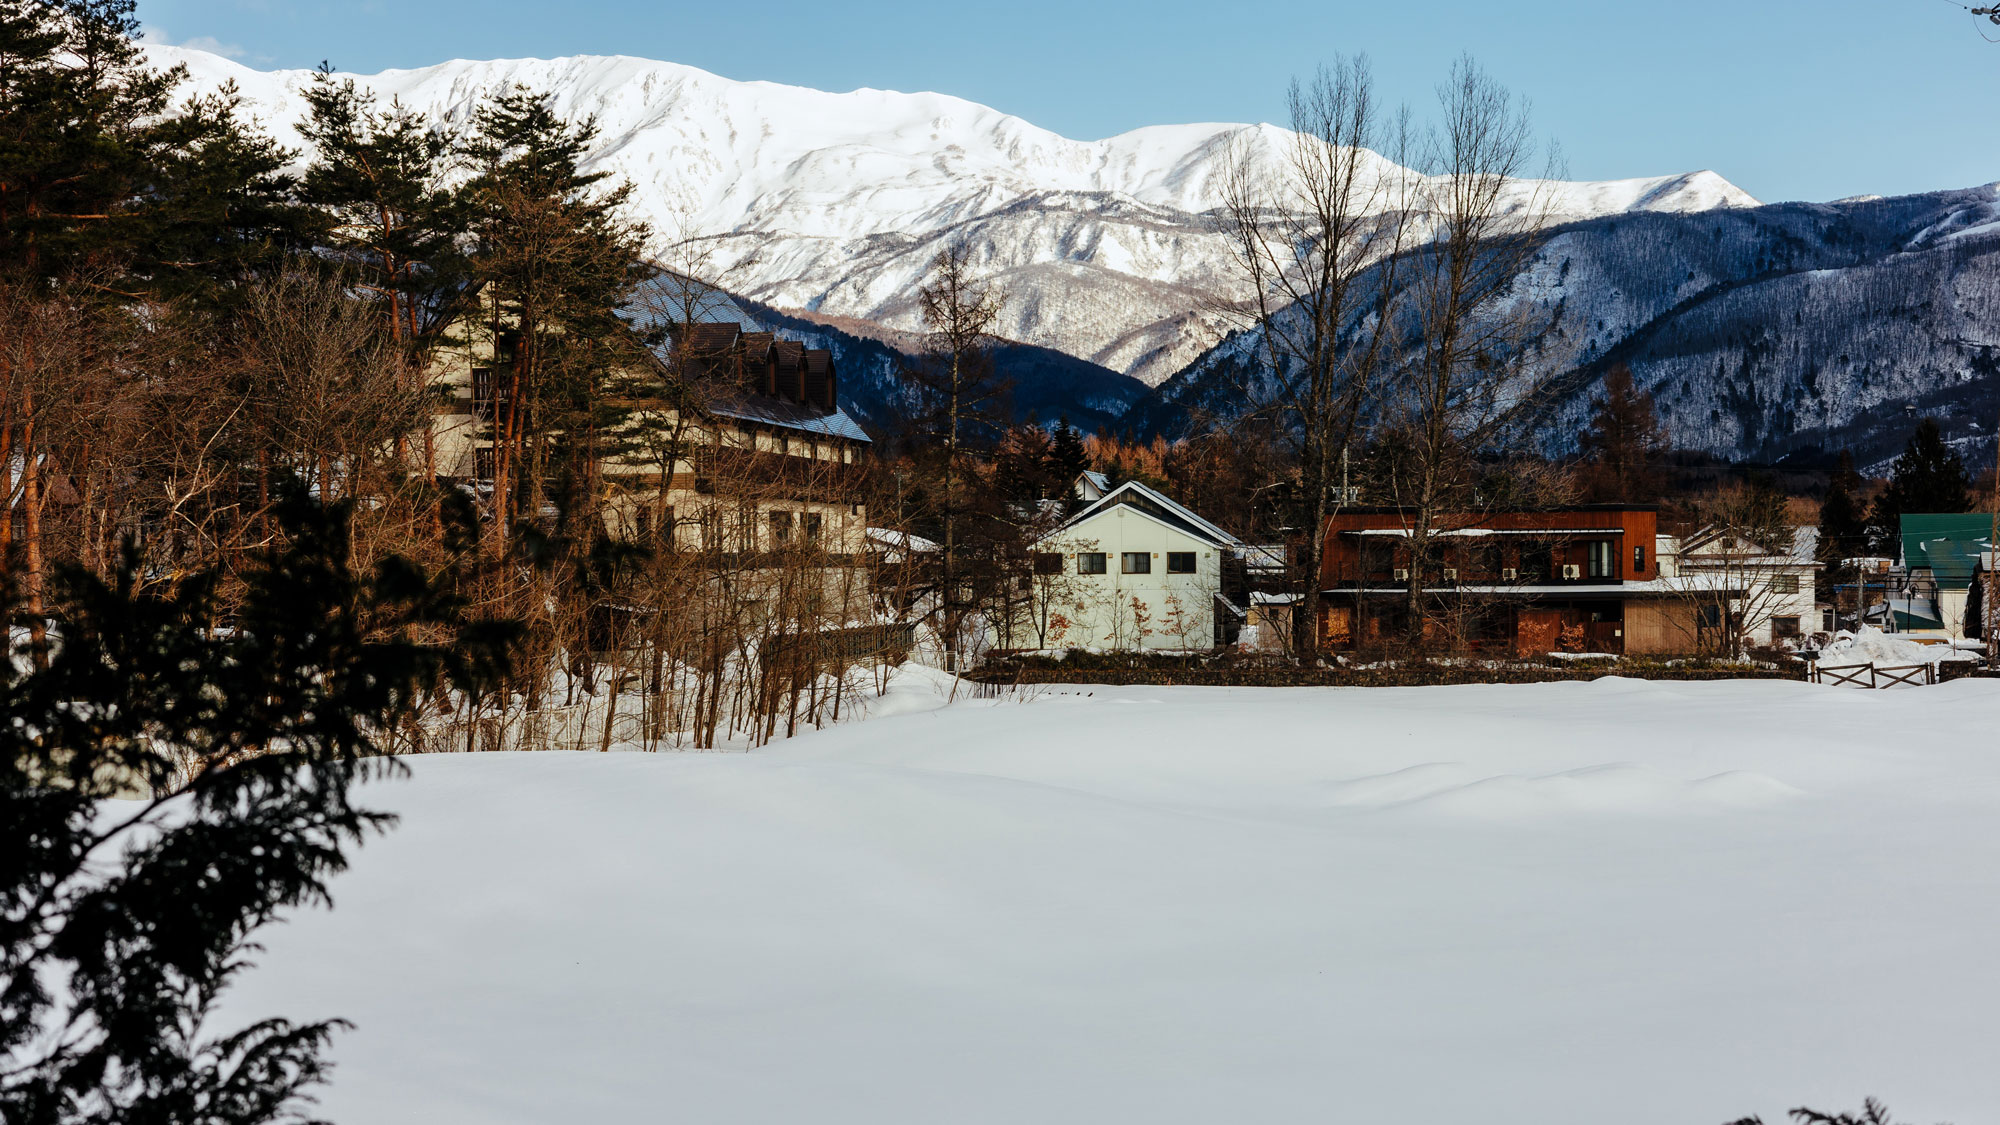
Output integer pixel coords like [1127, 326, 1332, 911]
[634, 508, 652, 543]
[1586, 541, 1614, 579]
[1633, 544, 1646, 573]
[1361, 540, 1395, 579]
[1077, 552, 1107, 575]
[1772, 616, 1801, 639]
[471, 368, 495, 418]
[769, 511, 794, 544]
[1167, 551, 1196, 574]
[1772, 574, 1801, 594]
[1033, 552, 1065, 575]
[1122, 552, 1152, 574]
[1520, 541, 1552, 580]
[804, 513, 823, 541]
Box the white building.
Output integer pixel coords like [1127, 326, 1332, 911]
[1006, 479, 1241, 653]
[1657, 526, 1821, 647]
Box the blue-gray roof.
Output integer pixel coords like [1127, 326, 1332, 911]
[709, 394, 872, 443]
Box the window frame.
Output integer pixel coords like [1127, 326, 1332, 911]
[1166, 551, 1196, 574]
[1586, 540, 1614, 579]
[1076, 552, 1107, 575]
[1121, 551, 1152, 575]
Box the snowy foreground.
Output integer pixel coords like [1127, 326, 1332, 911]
[226, 674, 2000, 1124]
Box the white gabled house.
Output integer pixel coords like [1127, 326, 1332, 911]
[1004, 478, 1242, 653]
[1657, 525, 1822, 647]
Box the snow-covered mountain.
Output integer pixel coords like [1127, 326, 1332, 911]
[154, 45, 1757, 387]
[1127, 184, 2000, 470]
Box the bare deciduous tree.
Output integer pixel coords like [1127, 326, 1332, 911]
[904, 241, 1003, 669]
[1216, 55, 1415, 661]
[1386, 55, 1568, 646]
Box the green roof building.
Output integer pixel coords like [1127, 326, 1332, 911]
[1900, 514, 1995, 592]
[1898, 514, 1997, 637]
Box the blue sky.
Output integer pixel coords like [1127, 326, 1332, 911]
[143, 0, 1997, 204]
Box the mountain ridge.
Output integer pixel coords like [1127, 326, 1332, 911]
[154, 44, 1759, 387]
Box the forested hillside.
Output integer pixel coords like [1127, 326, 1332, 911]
[1131, 185, 2000, 470]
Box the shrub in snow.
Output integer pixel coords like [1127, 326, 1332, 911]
[1727, 1097, 1939, 1125]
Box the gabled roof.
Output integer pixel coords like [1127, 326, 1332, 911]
[672, 322, 743, 355]
[1044, 479, 1240, 549]
[1673, 524, 1815, 565]
[1901, 513, 1996, 590]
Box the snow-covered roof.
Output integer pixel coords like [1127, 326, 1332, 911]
[1346, 527, 1625, 539]
[1325, 574, 1746, 597]
[1049, 479, 1241, 549]
[866, 528, 939, 554]
[708, 394, 871, 444]
[1236, 544, 1288, 573]
[1672, 524, 1808, 564]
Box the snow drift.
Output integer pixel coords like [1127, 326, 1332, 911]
[220, 674, 2000, 1124]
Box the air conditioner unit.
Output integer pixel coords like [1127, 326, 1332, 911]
[1561, 564, 1582, 580]
[1442, 568, 1459, 582]
[1393, 568, 1410, 581]
[1501, 567, 1519, 580]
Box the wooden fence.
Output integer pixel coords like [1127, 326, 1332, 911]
[1809, 661, 1935, 689]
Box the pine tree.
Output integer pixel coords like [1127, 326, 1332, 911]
[1047, 417, 1090, 512]
[1049, 417, 1090, 482]
[299, 66, 467, 351]
[459, 85, 649, 554]
[1577, 364, 1666, 502]
[0, 0, 298, 660]
[1815, 450, 1869, 599]
[0, 0, 298, 296]
[0, 490, 518, 1125]
[1867, 418, 1971, 553]
[991, 425, 1056, 510]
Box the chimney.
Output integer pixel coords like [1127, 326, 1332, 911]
[774, 341, 805, 403]
[804, 350, 836, 413]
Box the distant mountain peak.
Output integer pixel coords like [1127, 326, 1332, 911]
[155, 44, 1760, 388]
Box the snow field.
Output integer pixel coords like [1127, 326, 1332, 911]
[225, 674, 2000, 1124]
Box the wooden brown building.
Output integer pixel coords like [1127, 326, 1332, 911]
[1316, 506, 1709, 655]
